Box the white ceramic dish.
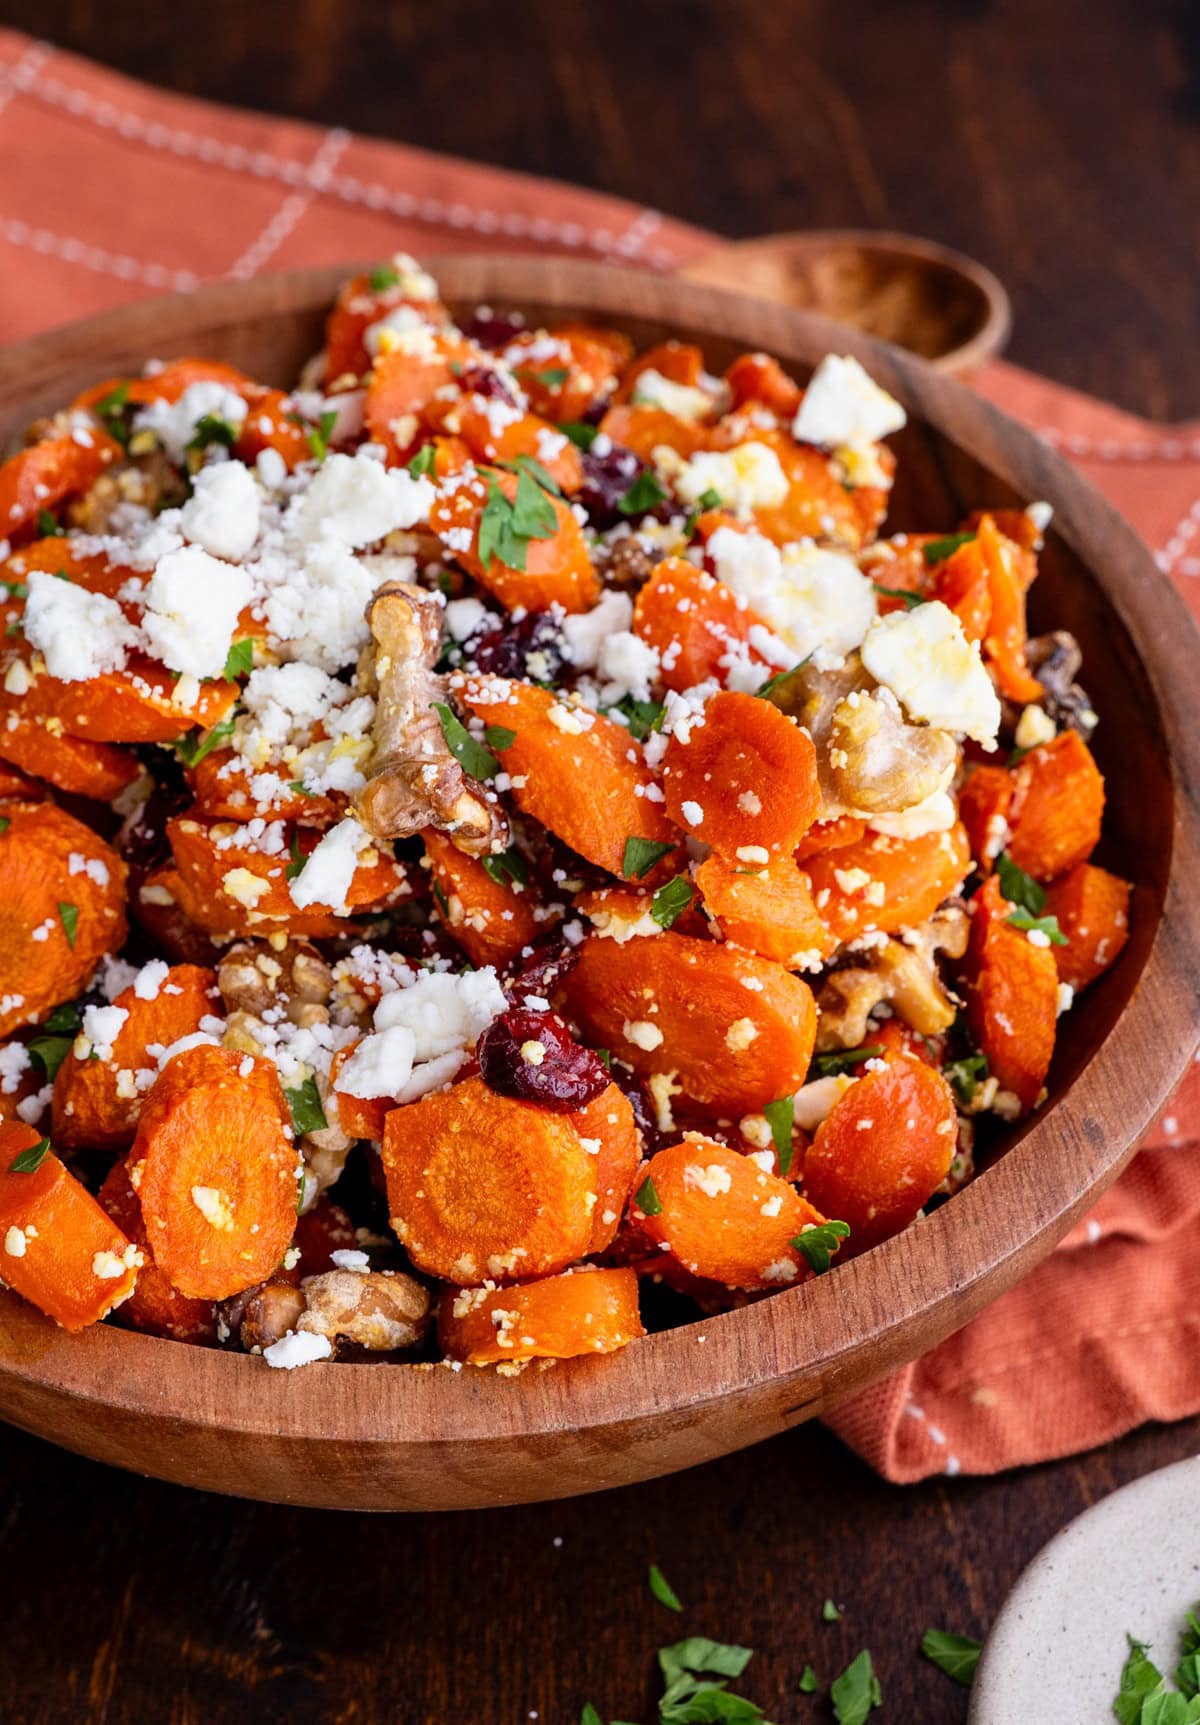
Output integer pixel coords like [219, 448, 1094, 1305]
[969, 1453, 1200, 1722]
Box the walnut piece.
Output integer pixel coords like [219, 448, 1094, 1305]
[354, 580, 507, 856]
[816, 903, 970, 1048]
[297, 1269, 431, 1352]
[828, 688, 956, 815]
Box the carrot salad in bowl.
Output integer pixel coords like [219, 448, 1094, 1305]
[0, 255, 1130, 1371]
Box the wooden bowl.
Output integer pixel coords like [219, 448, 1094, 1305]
[680, 230, 1011, 375]
[0, 258, 1196, 1512]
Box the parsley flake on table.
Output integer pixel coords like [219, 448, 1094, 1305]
[798, 1664, 818, 1693]
[822, 1599, 842, 1623]
[920, 1629, 981, 1686]
[830, 1649, 881, 1724]
[649, 1563, 684, 1612]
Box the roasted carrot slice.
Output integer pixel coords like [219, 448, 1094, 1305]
[133, 1044, 298, 1300]
[0, 762, 40, 800]
[613, 340, 705, 404]
[129, 863, 223, 967]
[724, 352, 802, 419]
[595, 404, 708, 464]
[381, 1075, 597, 1284]
[323, 272, 448, 384]
[662, 690, 820, 859]
[0, 1123, 140, 1330]
[3, 650, 238, 744]
[570, 1082, 641, 1253]
[932, 536, 992, 642]
[632, 557, 771, 694]
[803, 1056, 959, 1251]
[185, 749, 342, 826]
[98, 1154, 216, 1343]
[1005, 731, 1105, 881]
[459, 678, 677, 880]
[430, 466, 599, 613]
[0, 713, 140, 801]
[963, 874, 1059, 1111]
[73, 358, 255, 410]
[422, 827, 540, 970]
[802, 823, 972, 945]
[439, 1265, 643, 1364]
[695, 851, 835, 967]
[562, 931, 818, 1115]
[707, 425, 881, 549]
[423, 395, 583, 494]
[364, 329, 472, 455]
[328, 1041, 393, 1143]
[505, 327, 623, 423]
[234, 385, 312, 470]
[1044, 862, 1133, 991]
[958, 764, 1014, 872]
[549, 320, 635, 373]
[858, 536, 936, 612]
[634, 1138, 827, 1289]
[793, 814, 867, 862]
[977, 514, 1043, 702]
[0, 430, 122, 536]
[52, 963, 220, 1151]
[0, 801, 128, 1037]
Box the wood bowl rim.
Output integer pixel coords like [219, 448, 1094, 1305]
[679, 227, 1012, 374]
[0, 256, 1196, 1488]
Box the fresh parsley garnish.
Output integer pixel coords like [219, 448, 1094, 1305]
[432, 701, 501, 780]
[408, 443, 437, 478]
[483, 723, 516, 752]
[0, 816, 9, 837]
[617, 471, 668, 516]
[37, 508, 63, 537]
[9, 1136, 51, 1174]
[922, 531, 976, 566]
[622, 836, 675, 880]
[822, 1600, 842, 1623]
[920, 1629, 981, 1686]
[945, 1050, 989, 1107]
[995, 851, 1045, 914]
[530, 365, 569, 388]
[295, 1169, 307, 1216]
[369, 263, 401, 291]
[651, 876, 694, 930]
[793, 1220, 851, 1274]
[284, 1076, 327, 1136]
[695, 486, 722, 511]
[1004, 908, 1068, 944]
[762, 1096, 795, 1174]
[43, 1004, 81, 1034]
[285, 830, 306, 882]
[477, 472, 558, 572]
[28, 1035, 74, 1082]
[559, 420, 598, 451]
[755, 656, 812, 704]
[307, 408, 338, 463]
[496, 453, 564, 497]
[648, 1564, 683, 1613]
[1110, 1610, 1200, 1721]
[94, 381, 131, 447]
[872, 582, 924, 609]
[635, 1174, 663, 1217]
[288, 780, 318, 798]
[223, 638, 254, 680]
[57, 901, 78, 949]
[174, 709, 237, 768]
[482, 847, 528, 890]
[811, 1044, 884, 1078]
[611, 695, 665, 741]
[187, 414, 238, 454]
[830, 1649, 881, 1724]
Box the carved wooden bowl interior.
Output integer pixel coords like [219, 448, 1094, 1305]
[0, 257, 1196, 1511]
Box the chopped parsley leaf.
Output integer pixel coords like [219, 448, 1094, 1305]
[432, 701, 500, 780]
[496, 453, 563, 497]
[1005, 908, 1068, 944]
[477, 473, 558, 572]
[284, 830, 306, 882]
[650, 875, 694, 930]
[174, 709, 238, 768]
[95, 381, 131, 447]
[610, 695, 664, 741]
[995, 850, 1046, 915]
[648, 1563, 683, 1612]
[36, 508, 63, 537]
[799, 1665, 818, 1694]
[9, 1137, 51, 1174]
[811, 1044, 884, 1078]
[28, 1035, 74, 1082]
[762, 1095, 795, 1174]
[945, 1050, 989, 1107]
[295, 1169, 307, 1216]
[922, 530, 976, 566]
[622, 836, 675, 880]
[284, 1076, 327, 1136]
[830, 1649, 881, 1724]
[634, 1174, 663, 1217]
[187, 414, 238, 454]
[223, 638, 254, 680]
[617, 471, 668, 516]
[822, 1599, 842, 1623]
[531, 365, 569, 388]
[793, 1220, 851, 1274]
[57, 901, 78, 949]
[0, 816, 9, 837]
[408, 443, 437, 478]
[307, 408, 339, 463]
[43, 1004, 81, 1034]
[484, 723, 516, 752]
[369, 263, 401, 291]
[559, 420, 598, 451]
[288, 780, 319, 798]
[872, 582, 924, 609]
[482, 847, 528, 890]
[920, 1629, 981, 1687]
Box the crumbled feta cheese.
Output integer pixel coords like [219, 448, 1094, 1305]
[80, 1003, 129, 1063]
[792, 1073, 856, 1132]
[288, 816, 371, 914]
[132, 381, 248, 463]
[336, 1023, 417, 1099]
[861, 600, 1001, 746]
[623, 1019, 664, 1051]
[707, 527, 877, 660]
[329, 1248, 370, 1272]
[683, 1162, 733, 1198]
[23, 570, 140, 682]
[680, 800, 705, 827]
[179, 459, 261, 561]
[132, 959, 171, 1001]
[191, 1184, 235, 1230]
[561, 589, 634, 670]
[443, 596, 490, 643]
[263, 1330, 333, 1368]
[141, 544, 252, 679]
[724, 1017, 759, 1052]
[631, 370, 713, 420]
[793, 355, 906, 450]
[4, 1225, 26, 1258]
[1014, 704, 1056, 751]
[669, 441, 789, 517]
[292, 451, 433, 547]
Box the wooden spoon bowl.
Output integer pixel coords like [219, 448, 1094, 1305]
[681, 229, 1011, 375]
[0, 257, 1195, 1511]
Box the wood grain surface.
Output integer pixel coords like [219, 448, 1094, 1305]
[0, 4, 1197, 1720]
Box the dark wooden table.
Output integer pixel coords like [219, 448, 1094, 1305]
[1, 3, 1198, 1720]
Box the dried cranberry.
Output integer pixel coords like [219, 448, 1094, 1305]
[577, 440, 645, 528]
[456, 362, 519, 406]
[462, 307, 526, 350]
[469, 609, 566, 683]
[610, 1066, 661, 1151]
[502, 927, 583, 1005]
[477, 1008, 609, 1112]
[117, 759, 191, 869]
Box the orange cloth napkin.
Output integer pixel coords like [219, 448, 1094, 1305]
[2, 29, 1198, 1482]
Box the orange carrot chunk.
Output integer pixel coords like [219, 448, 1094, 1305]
[632, 557, 770, 694]
[430, 466, 599, 614]
[98, 1155, 216, 1343]
[570, 1082, 642, 1254]
[562, 931, 817, 1115]
[634, 1138, 829, 1290]
[132, 1045, 299, 1300]
[802, 823, 972, 944]
[0, 716, 141, 801]
[724, 352, 803, 418]
[695, 851, 836, 967]
[0, 430, 122, 535]
[1005, 731, 1105, 882]
[958, 764, 1015, 872]
[439, 1265, 644, 1364]
[1044, 862, 1133, 991]
[459, 678, 677, 881]
[52, 963, 220, 1151]
[803, 1056, 959, 1251]
[977, 514, 1043, 703]
[0, 801, 128, 1037]
[964, 874, 1059, 1111]
[0, 1122, 140, 1330]
[422, 827, 541, 970]
[381, 1074, 597, 1285]
[662, 689, 820, 859]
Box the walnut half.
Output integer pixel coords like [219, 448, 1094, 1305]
[816, 902, 970, 1049]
